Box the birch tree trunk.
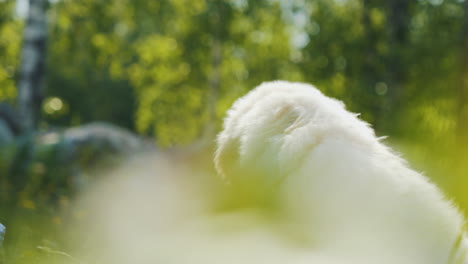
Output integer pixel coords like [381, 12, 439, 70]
[17, 0, 48, 133]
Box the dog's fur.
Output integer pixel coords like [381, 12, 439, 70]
[215, 81, 468, 263]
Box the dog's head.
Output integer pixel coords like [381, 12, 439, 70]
[214, 81, 377, 188]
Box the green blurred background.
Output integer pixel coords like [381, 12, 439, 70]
[0, 0, 468, 262]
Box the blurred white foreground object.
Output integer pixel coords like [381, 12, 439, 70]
[73, 81, 468, 264]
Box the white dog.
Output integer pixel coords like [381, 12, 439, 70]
[215, 81, 468, 264]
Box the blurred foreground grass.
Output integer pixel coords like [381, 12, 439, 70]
[0, 139, 466, 264]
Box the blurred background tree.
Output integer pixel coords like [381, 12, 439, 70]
[0, 0, 464, 196]
[0, 0, 465, 201]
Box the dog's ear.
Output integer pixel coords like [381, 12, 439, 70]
[270, 104, 313, 178]
[215, 103, 307, 182]
[275, 104, 306, 135]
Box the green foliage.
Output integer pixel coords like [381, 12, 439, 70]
[0, 0, 21, 103]
[35, 0, 300, 146]
[0, 0, 463, 148]
[0, 0, 463, 196]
